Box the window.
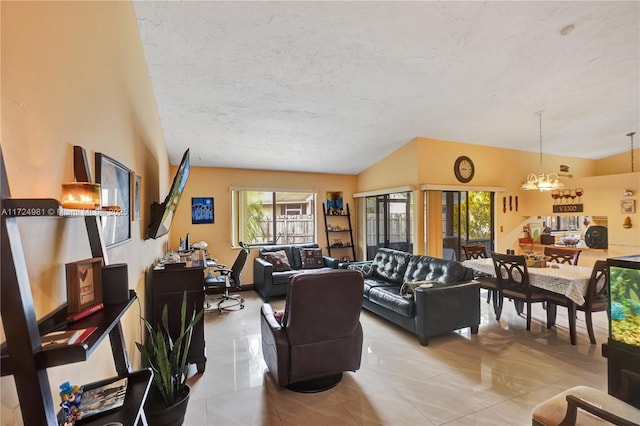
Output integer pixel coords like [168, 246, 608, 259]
[232, 190, 316, 246]
[441, 191, 494, 261]
[540, 216, 581, 232]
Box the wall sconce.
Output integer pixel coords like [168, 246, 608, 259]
[61, 183, 101, 210]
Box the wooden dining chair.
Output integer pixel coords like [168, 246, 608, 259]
[491, 252, 550, 330]
[546, 260, 608, 345]
[544, 246, 582, 265]
[463, 245, 498, 311]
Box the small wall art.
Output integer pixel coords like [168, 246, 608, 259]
[326, 191, 343, 215]
[192, 197, 214, 224]
[621, 199, 636, 214]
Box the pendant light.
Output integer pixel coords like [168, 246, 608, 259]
[521, 111, 564, 191]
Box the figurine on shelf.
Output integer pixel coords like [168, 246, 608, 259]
[59, 381, 83, 425]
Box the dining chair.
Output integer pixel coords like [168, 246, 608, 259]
[491, 252, 550, 330]
[546, 260, 608, 344]
[544, 246, 582, 265]
[462, 245, 499, 312]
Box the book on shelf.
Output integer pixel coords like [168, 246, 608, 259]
[79, 377, 128, 418]
[66, 302, 103, 322]
[41, 326, 98, 348]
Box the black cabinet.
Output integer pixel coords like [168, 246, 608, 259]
[150, 266, 206, 373]
[322, 202, 356, 262]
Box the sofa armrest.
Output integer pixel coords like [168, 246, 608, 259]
[254, 257, 274, 301]
[414, 280, 480, 346]
[323, 256, 340, 269]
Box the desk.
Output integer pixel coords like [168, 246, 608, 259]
[150, 265, 206, 373]
[462, 258, 592, 305]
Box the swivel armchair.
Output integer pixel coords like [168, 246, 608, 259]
[204, 243, 249, 311]
[260, 269, 364, 392]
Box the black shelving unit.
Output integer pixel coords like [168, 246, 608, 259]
[322, 202, 356, 262]
[0, 146, 151, 425]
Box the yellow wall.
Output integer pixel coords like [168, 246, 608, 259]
[168, 167, 358, 278]
[1, 2, 169, 423]
[355, 137, 640, 262]
[595, 148, 640, 176]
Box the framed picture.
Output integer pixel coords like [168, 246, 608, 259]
[326, 191, 343, 215]
[528, 223, 544, 243]
[192, 197, 214, 224]
[66, 257, 103, 314]
[96, 153, 131, 246]
[131, 172, 141, 221]
[621, 199, 636, 214]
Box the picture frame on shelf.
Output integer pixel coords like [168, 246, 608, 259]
[65, 257, 103, 314]
[96, 153, 131, 246]
[131, 171, 141, 221]
[621, 199, 636, 214]
[528, 223, 544, 244]
[191, 197, 214, 224]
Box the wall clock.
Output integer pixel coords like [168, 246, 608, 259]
[454, 156, 475, 183]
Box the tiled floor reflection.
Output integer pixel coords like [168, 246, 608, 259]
[185, 290, 609, 425]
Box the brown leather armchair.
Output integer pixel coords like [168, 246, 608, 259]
[260, 269, 364, 391]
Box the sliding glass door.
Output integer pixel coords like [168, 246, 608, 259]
[442, 191, 494, 260]
[365, 192, 412, 259]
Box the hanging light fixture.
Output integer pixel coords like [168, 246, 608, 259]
[521, 111, 564, 191]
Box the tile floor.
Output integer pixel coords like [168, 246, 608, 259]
[185, 290, 610, 425]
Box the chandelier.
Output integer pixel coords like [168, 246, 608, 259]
[520, 111, 564, 191]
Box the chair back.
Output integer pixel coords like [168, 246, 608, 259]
[230, 243, 250, 288]
[584, 260, 608, 306]
[491, 252, 531, 293]
[544, 246, 581, 265]
[282, 269, 364, 382]
[462, 245, 488, 260]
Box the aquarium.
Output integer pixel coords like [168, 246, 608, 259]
[607, 255, 640, 350]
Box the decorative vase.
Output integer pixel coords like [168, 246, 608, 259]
[144, 386, 190, 426]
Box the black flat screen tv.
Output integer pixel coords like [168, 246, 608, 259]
[147, 149, 190, 239]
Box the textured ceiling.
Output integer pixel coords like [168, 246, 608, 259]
[133, 1, 640, 175]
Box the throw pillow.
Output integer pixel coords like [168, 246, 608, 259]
[262, 250, 292, 272]
[347, 263, 374, 277]
[300, 248, 324, 269]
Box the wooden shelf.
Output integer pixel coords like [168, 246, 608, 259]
[0, 291, 137, 376]
[322, 203, 356, 261]
[59, 369, 152, 425]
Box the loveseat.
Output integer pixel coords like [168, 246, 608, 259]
[254, 243, 339, 301]
[341, 247, 480, 346]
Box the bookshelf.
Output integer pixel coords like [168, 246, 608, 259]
[0, 146, 151, 425]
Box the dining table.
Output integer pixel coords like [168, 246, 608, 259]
[462, 257, 593, 305]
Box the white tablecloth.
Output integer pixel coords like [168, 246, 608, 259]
[462, 258, 592, 305]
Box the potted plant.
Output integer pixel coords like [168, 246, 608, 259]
[136, 292, 204, 426]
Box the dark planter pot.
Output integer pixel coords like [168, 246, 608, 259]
[144, 386, 190, 426]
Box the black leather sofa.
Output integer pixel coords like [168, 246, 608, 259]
[254, 243, 339, 301]
[342, 247, 480, 346]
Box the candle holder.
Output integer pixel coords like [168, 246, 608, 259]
[61, 183, 101, 210]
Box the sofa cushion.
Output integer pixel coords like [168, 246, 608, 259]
[370, 248, 412, 284]
[363, 278, 396, 298]
[263, 250, 292, 272]
[300, 248, 324, 269]
[260, 246, 294, 267]
[404, 255, 471, 284]
[368, 286, 415, 317]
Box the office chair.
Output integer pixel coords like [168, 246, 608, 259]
[204, 242, 250, 311]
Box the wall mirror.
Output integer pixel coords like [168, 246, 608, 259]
[96, 153, 131, 246]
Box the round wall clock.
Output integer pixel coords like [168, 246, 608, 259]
[454, 156, 475, 183]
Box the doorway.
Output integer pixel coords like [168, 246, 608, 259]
[365, 192, 413, 259]
[442, 191, 494, 260]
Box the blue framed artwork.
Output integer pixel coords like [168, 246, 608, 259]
[192, 197, 214, 224]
